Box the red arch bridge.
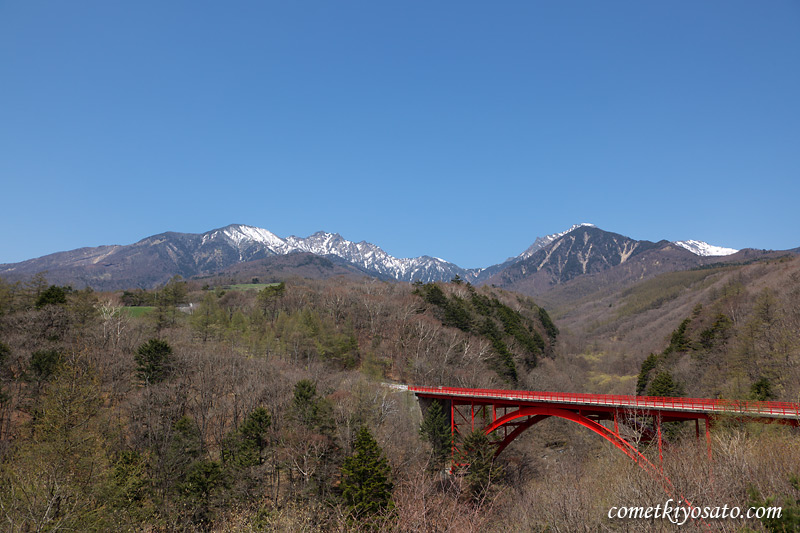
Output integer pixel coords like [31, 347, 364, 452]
[403, 385, 800, 478]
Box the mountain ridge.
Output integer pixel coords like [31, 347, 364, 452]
[0, 223, 786, 292]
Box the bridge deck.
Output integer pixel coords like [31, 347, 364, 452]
[407, 385, 800, 422]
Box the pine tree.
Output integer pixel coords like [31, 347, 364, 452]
[134, 338, 173, 384]
[461, 429, 503, 502]
[35, 285, 69, 308]
[750, 376, 776, 401]
[289, 379, 332, 433]
[222, 407, 271, 468]
[646, 371, 684, 397]
[636, 353, 659, 395]
[419, 400, 451, 471]
[257, 282, 285, 322]
[340, 426, 393, 520]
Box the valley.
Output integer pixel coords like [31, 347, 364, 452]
[0, 225, 798, 531]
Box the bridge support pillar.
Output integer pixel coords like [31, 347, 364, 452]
[657, 415, 663, 474]
[450, 400, 456, 456]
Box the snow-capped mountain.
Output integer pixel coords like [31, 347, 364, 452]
[285, 231, 468, 282]
[0, 223, 472, 289]
[512, 223, 737, 259]
[672, 240, 739, 257]
[204, 224, 470, 283]
[0, 222, 776, 292]
[513, 225, 735, 260]
[205, 225, 287, 252]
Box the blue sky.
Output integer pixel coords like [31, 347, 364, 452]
[2, 1, 799, 268]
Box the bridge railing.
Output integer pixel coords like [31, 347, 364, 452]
[408, 385, 800, 418]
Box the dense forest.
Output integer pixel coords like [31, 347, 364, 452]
[1, 267, 799, 531]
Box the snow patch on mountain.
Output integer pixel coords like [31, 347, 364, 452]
[222, 225, 286, 250]
[673, 240, 739, 257]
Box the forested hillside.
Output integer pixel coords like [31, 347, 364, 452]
[538, 255, 800, 402]
[0, 272, 798, 531]
[635, 257, 800, 402]
[0, 275, 558, 530]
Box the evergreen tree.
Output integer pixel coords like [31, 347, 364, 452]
[222, 407, 272, 468]
[154, 416, 204, 506]
[750, 377, 776, 401]
[35, 285, 69, 308]
[636, 353, 659, 395]
[646, 371, 684, 397]
[340, 426, 394, 521]
[257, 282, 285, 322]
[419, 400, 451, 471]
[443, 296, 472, 332]
[460, 429, 503, 502]
[169, 416, 204, 465]
[134, 338, 173, 384]
[538, 306, 559, 340]
[421, 283, 447, 307]
[29, 349, 61, 383]
[179, 460, 226, 526]
[479, 318, 518, 383]
[289, 379, 331, 433]
[665, 318, 692, 354]
[28, 349, 62, 397]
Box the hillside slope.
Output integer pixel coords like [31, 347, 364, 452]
[544, 254, 800, 400]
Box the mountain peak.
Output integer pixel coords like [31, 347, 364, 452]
[209, 224, 285, 249]
[672, 240, 739, 257]
[306, 230, 342, 239]
[516, 223, 597, 260]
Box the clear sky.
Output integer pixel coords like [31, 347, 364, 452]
[2, 1, 799, 268]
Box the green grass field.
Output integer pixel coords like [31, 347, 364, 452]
[222, 283, 281, 291]
[123, 306, 155, 317]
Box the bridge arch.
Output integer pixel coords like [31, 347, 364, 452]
[411, 384, 798, 500]
[409, 384, 800, 529]
[480, 406, 661, 477]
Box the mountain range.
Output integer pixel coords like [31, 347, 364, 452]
[0, 223, 792, 294]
